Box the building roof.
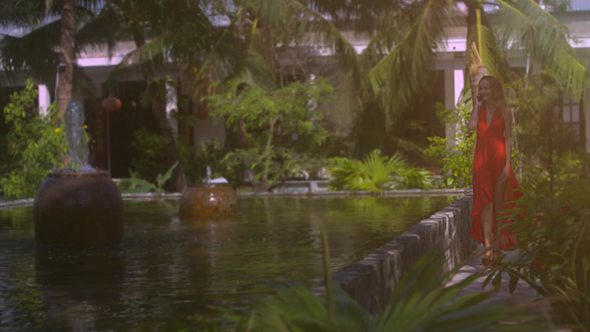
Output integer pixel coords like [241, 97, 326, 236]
[571, 0, 590, 11]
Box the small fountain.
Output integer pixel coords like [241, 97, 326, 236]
[33, 101, 123, 247]
[179, 166, 237, 218]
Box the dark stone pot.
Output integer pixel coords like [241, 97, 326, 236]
[179, 184, 237, 218]
[33, 171, 123, 248]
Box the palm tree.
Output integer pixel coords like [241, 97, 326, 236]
[218, 0, 585, 158]
[0, 0, 105, 118]
[99, 0, 243, 191]
[55, 0, 76, 116]
[212, 0, 359, 88]
[362, 0, 586, 130]
[0, 0, 221, 191]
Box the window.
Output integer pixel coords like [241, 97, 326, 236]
[559, 95, 584, 140]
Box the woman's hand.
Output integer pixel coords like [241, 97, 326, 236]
[470, 64, 488, 87]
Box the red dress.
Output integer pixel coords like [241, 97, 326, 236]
[470, 106, 521, 250]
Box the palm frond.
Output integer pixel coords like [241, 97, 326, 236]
[244, 0, 360, 86]
[286, 0, 363, 120]
[75, 2, 122, 54]
[227, 45, 277, 90]
[366, 0, 457, 130]
[107, 36, 165, 79]
[160, 1, 221, 65]
[0, 0, 46, 28]
[471, 24, 510, 82]
[360, 15, 404, 68]
[244, 0, 294, 31]
[304, 0, 406, 33]
[234, 252, 543, 331]
[496, 0, 587, 98]
[0, 19, 60, 82]
[294, 11, 360, 75]
[375, 252, 542, 331]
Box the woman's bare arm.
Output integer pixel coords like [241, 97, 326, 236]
[468, 70, 484, 131]
[468, 102, 479, 131]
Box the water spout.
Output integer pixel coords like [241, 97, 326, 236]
[64, 100, 95, 172]
[205, 166, 212, 183]
[203, 165, 228, 184]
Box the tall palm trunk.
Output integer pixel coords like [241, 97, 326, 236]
[260, 23, 276, 81]
[465, 2, 478, 86]
[57, 0, 76, 119]
[132, 28, 186, 192]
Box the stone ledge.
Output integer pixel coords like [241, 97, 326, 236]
[240, 187, 470, 197]
[0, 188, 470, 208]
[316, 195, 476, 314]
[0, 198, 34, 210]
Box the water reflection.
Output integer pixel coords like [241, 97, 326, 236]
[0, 195, 456, 330]
[35, 248, 125, 331]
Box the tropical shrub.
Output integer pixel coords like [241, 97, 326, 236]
[118, 162, 179, 194]
[0, 80, 67, 199]
[191, 139, 225, 183]
[130, 128, 171, 182]
[425, 103, 474, 188]
[207, 79, 332, 190]
[327, 150, 432, 192]
[488, 163, 590, 331]
[485, 73, 590, 330]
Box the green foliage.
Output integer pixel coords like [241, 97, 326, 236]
[327, 150, 399, 192]
[397, 166, 435, 189]
[130, 128, 170, 182]
[327, 150, 433, 192]
[189, 139, 225, 183]
[508, 72, 580, 187]
[207, 79, 333, 189]
[425, 103, 475, 188]
[218, 146, 319, 186]
[118, 162, 179, 194]
[219, 253, 541, 331]
[0, 79, 67, 199]
[487, 169, 590, 330]
[484, 73, 590, 330]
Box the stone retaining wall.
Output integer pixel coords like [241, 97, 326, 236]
[327, 195, 476, 314]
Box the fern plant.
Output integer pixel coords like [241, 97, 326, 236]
[327, 150, 431, 192]
[118, 162, 179, 194]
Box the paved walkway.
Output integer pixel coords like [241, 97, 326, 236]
[449, 250, 571, 332]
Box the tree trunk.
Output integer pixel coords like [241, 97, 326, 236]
[57, 0, 76, 119]
[465, 1, 486, 108]
[132, 28, 186, 192]
[260, 24, 276, 81]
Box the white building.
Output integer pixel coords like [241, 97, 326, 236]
[1, 3, 589, 176]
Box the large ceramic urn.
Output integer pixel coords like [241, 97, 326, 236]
[34, 171, 123, 248]
[179, 184, 237, 219]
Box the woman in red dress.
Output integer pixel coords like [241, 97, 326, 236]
[468, 75, 522, 266]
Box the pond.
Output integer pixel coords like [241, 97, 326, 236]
[0, 195, 457, 331]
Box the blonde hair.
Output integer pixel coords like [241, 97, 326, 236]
[479, 75, 507, 107]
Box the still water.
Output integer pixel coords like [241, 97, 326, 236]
[0, 195, 455, 331]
